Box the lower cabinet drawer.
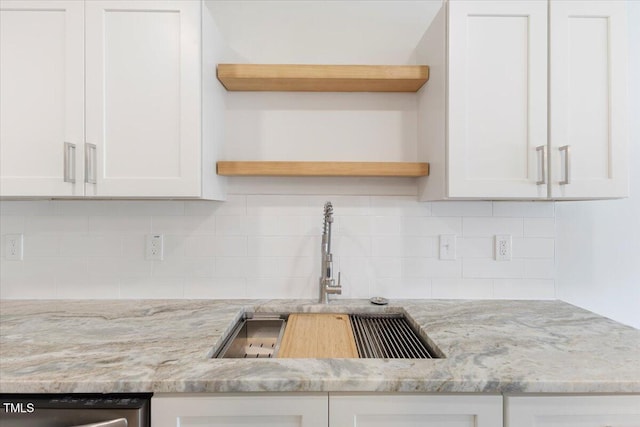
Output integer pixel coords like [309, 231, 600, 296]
[505, 395, 640, 427]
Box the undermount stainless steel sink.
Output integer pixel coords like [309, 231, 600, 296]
[213, 311, 443, 359]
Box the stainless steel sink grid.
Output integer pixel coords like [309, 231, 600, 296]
[349, 313, 440, 359]
[214, 314, 287, 358]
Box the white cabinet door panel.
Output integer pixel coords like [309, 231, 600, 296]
[151, 394, 328, 427]
[506, 395, 640, 427]
[0, 0, 84, 197]
[329, 394, 502, 427]
[85, 0, 201, 197]
[550, 1, 629, 199]
[447, 1, 547, 199]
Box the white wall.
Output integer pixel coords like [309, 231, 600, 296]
[555, 1, 640, 329]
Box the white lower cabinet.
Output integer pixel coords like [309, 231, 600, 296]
[152, 393, 640, 427]
[151, 393, 328, 427]
[329, 394, 502, 427]
[505, 395, 640, 427]
[151, 393, 502, 427]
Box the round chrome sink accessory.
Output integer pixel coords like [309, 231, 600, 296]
[369, 296, 389, 305]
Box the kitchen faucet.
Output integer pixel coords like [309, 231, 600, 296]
[319, 201, 341, 303]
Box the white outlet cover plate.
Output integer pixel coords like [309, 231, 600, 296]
[495, 234, 512, 261]
[439, 234, 456, 260]
[145, 234, 164, 260]
[5, 234, 23, 261]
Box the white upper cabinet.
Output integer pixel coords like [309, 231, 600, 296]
[0, 0, 226, 199]
[549, 1, 629, 199]
[447, 0, 548, 199]
[418, 0, 629, 200]
[85, 1, 202, 198]
[0, 1, 84, 197]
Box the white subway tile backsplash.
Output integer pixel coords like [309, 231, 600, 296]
[372, 236, 404, 257]
[402, 217, 462, 236]
[248, 236, 315, 257]
[120, 278, 183, 299]
[184, 278, 246, 299]
[431, 201, 492, 217]
[337, 215, 372, 236]
[370, 215, 403, 235]
[58, 235, 90, 257]
[152, 216, 216, 234]
[459, 237, 493, 259]
[372, 236, 436, 258]
[463, 258, 525, 279]
[0, 196, 556, 300]
[492, 201, 554, 218]
[26, 216, 88, 234]
[119, 201, 185, 216]
[369, 257, 402, 278]
[373, 278, 431, 299]
[334, 235, 372, 256]
[215, 257, 249, 277]
[247, 277, 317, 299]
[524, 258, 555, 279]
[247, 195, 327, 216]
[513, 238, 554, 259]
[370, 196, 432, 217]
[185, 198, 245, 216]
[152, 258, 189, 278]
[214, 215, 246, 235]
[493, 279, 555, 300]
[183, 257, 215, 278]
[0, 216, 24, 233]
[402, 258, 462, 278]
[246, 215, 317, 236]
[53, 201, 121, 216]
[432, 278, 494, 299]
[0, 201, 55, 216]
[524, 218, 555, 237]
[56, 278, 120, 299]
[463, 217, 523, 237]
[123, 235, 146, 259]
[212, 236, 248, 256]
[89, 216, 150, 234]
[244, 256, 282, 278]
[24, 235, 60, 257]
[339, 276, 370, 299]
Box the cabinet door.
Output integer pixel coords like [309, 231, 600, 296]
[85, 0, 201, 197]
[549, 1, 629, 199]
[151, 394, 328, 427]
[505, 395, 640, 427]
[447, 1, 548, 199]
[329, 394, 502, 427]
[0, 0, 84, 197]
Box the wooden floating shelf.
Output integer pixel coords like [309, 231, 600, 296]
[216, 161, 429, 177]
[217, 64, 429, 92]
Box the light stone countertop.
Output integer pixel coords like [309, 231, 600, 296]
[0, 299, 638, 394]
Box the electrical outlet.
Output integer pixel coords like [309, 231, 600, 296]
[5, 234, 23, 261]
[439, 235, 456, 260]
[495, 234, 512, 261]
[145, 234, 164, 260]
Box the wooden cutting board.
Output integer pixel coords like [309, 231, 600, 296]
[278, 313, 359, 358]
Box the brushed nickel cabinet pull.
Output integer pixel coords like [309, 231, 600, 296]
[85, 143, 97, 184]
[63, 142, 76, 183]
[536, 145, 547, 185]
[559, 145, 571, 185]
